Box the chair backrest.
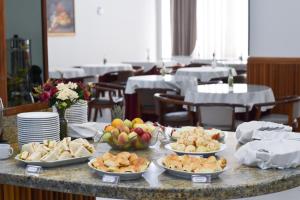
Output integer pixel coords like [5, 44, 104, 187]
[196, 103, 249, 131]
[98, 70, 134, 84]
[184, 63, 205, 68]
[136, 88, 178, 116]
[143, 66, 160, 75]
[154, 93, 194, 124]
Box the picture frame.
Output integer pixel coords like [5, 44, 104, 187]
[47, 0, 75, 36]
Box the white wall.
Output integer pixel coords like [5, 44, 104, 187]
[250, 0, 300, 57]
[48, 0, 157, 69]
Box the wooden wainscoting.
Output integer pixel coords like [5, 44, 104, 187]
[248, 57, 300, 97]
[0, 184, 95, 200]
[248, 57, 300, 129]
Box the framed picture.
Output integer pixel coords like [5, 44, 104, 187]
[47, 0, 75, 36]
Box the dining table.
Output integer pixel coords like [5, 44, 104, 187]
[124, 74, 199, 119]
[185, 83, 275, 112]
[123, 60, 178, 72]
[175, 66, 236, 82]
[76, 63, 133, 77]
[49, 67, 87, 79]
[2, 132, 300, 200]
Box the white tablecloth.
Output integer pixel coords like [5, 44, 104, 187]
[125, 75, 179, 94]
[77, 63, 133, 76]
[175, 66, 236, 82]
[217, 60, 247, 71]
[125, 75, 198, 95]
[123, 60, 178, 72]
[49, 68, 86, 79]
[185, 84, 275, 111]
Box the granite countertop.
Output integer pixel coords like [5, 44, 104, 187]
[1, 132, 300, 200]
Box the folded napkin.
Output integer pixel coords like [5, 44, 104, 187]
[235, 121, 292, 144]
[252, 130, 300, 141]
[68, 122, 108, 138]
[235, 139, 300, 169]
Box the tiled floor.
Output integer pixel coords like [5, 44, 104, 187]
[94, 108, 300, 200]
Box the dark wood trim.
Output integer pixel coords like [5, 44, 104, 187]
[0, 0, 7, 106]
[4, 102, 49, 116]
[42, 0, 49, 81]
[0, 0, 49, 115]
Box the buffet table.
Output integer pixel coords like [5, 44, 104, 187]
[1, 132, 300, 200]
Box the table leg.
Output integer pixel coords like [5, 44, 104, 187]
[0, 184, 95, 200]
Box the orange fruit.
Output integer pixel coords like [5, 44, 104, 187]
[132, 118, 144, 125]
[111, 118, 124, 128]
[104, 125, 114, 132]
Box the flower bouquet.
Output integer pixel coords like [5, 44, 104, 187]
[34, 80, 93, 139]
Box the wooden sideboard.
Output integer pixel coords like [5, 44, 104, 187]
[247, 57, 300, 128]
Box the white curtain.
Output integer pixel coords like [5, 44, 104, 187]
[161, 0, 248, 60]
[193, 0, 248, 60]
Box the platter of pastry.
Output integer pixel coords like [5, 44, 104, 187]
[156, 154, 227, 179]
[88, 152, 150, 180]
[169, 126, 225, 142]
[15, 138, 95, 167]
[165, 127, 226, 155]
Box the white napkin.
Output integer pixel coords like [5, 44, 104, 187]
[235, 139, 300, 169]
[235, 121, 292, 144]
[68, 122, 108, 138]
[252, 130, 300, 141]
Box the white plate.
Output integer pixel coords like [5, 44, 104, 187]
[18, 130, 59, 134]
[15, 155, 90, 168]
[167, 127, 226, 142]
[164, 143, 226, 156]
[17, 112, 58, 119]
[18, 135, 59, 139]
[18, 124, 59, 130]
[88, 158, 150, 181]
[155, 157, 227, 179]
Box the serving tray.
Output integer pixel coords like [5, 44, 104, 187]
[156, 157, 227, 179]
[15, 155, 90, 168]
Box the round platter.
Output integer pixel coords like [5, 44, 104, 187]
[155, 157, 227, 179]
[164, 143, 226, 156]
[88, 158, 150, 181]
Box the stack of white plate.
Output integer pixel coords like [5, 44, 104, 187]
[17, 112, 60, 146]
[65, 101, 88, 124]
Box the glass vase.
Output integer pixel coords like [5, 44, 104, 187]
[57, 107, 67, 140]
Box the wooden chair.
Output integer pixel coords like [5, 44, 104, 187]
[98, 70, 134, 85]
[195, 103, 250, 131]
[184, 63, 206, 68]
[253, 96, 300, 129]
[154, 93, 195, 127]
[132, 66, 144, 76]
[88, 82, 125, 122]
[136, 88, 179, 120]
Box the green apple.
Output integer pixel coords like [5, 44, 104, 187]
[102, 132, 112, 142]
[128, 131, 138, 141]
[124, 119, 133, 129]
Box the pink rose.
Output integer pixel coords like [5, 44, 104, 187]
[50, 87, 58, 97]
[40, 92, 50, 102]
[43, 83, 52, 91]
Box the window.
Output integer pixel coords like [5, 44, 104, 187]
[161, 0, 248, 60]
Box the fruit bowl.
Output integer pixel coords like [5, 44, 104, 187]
[100, 118, 159, 150]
